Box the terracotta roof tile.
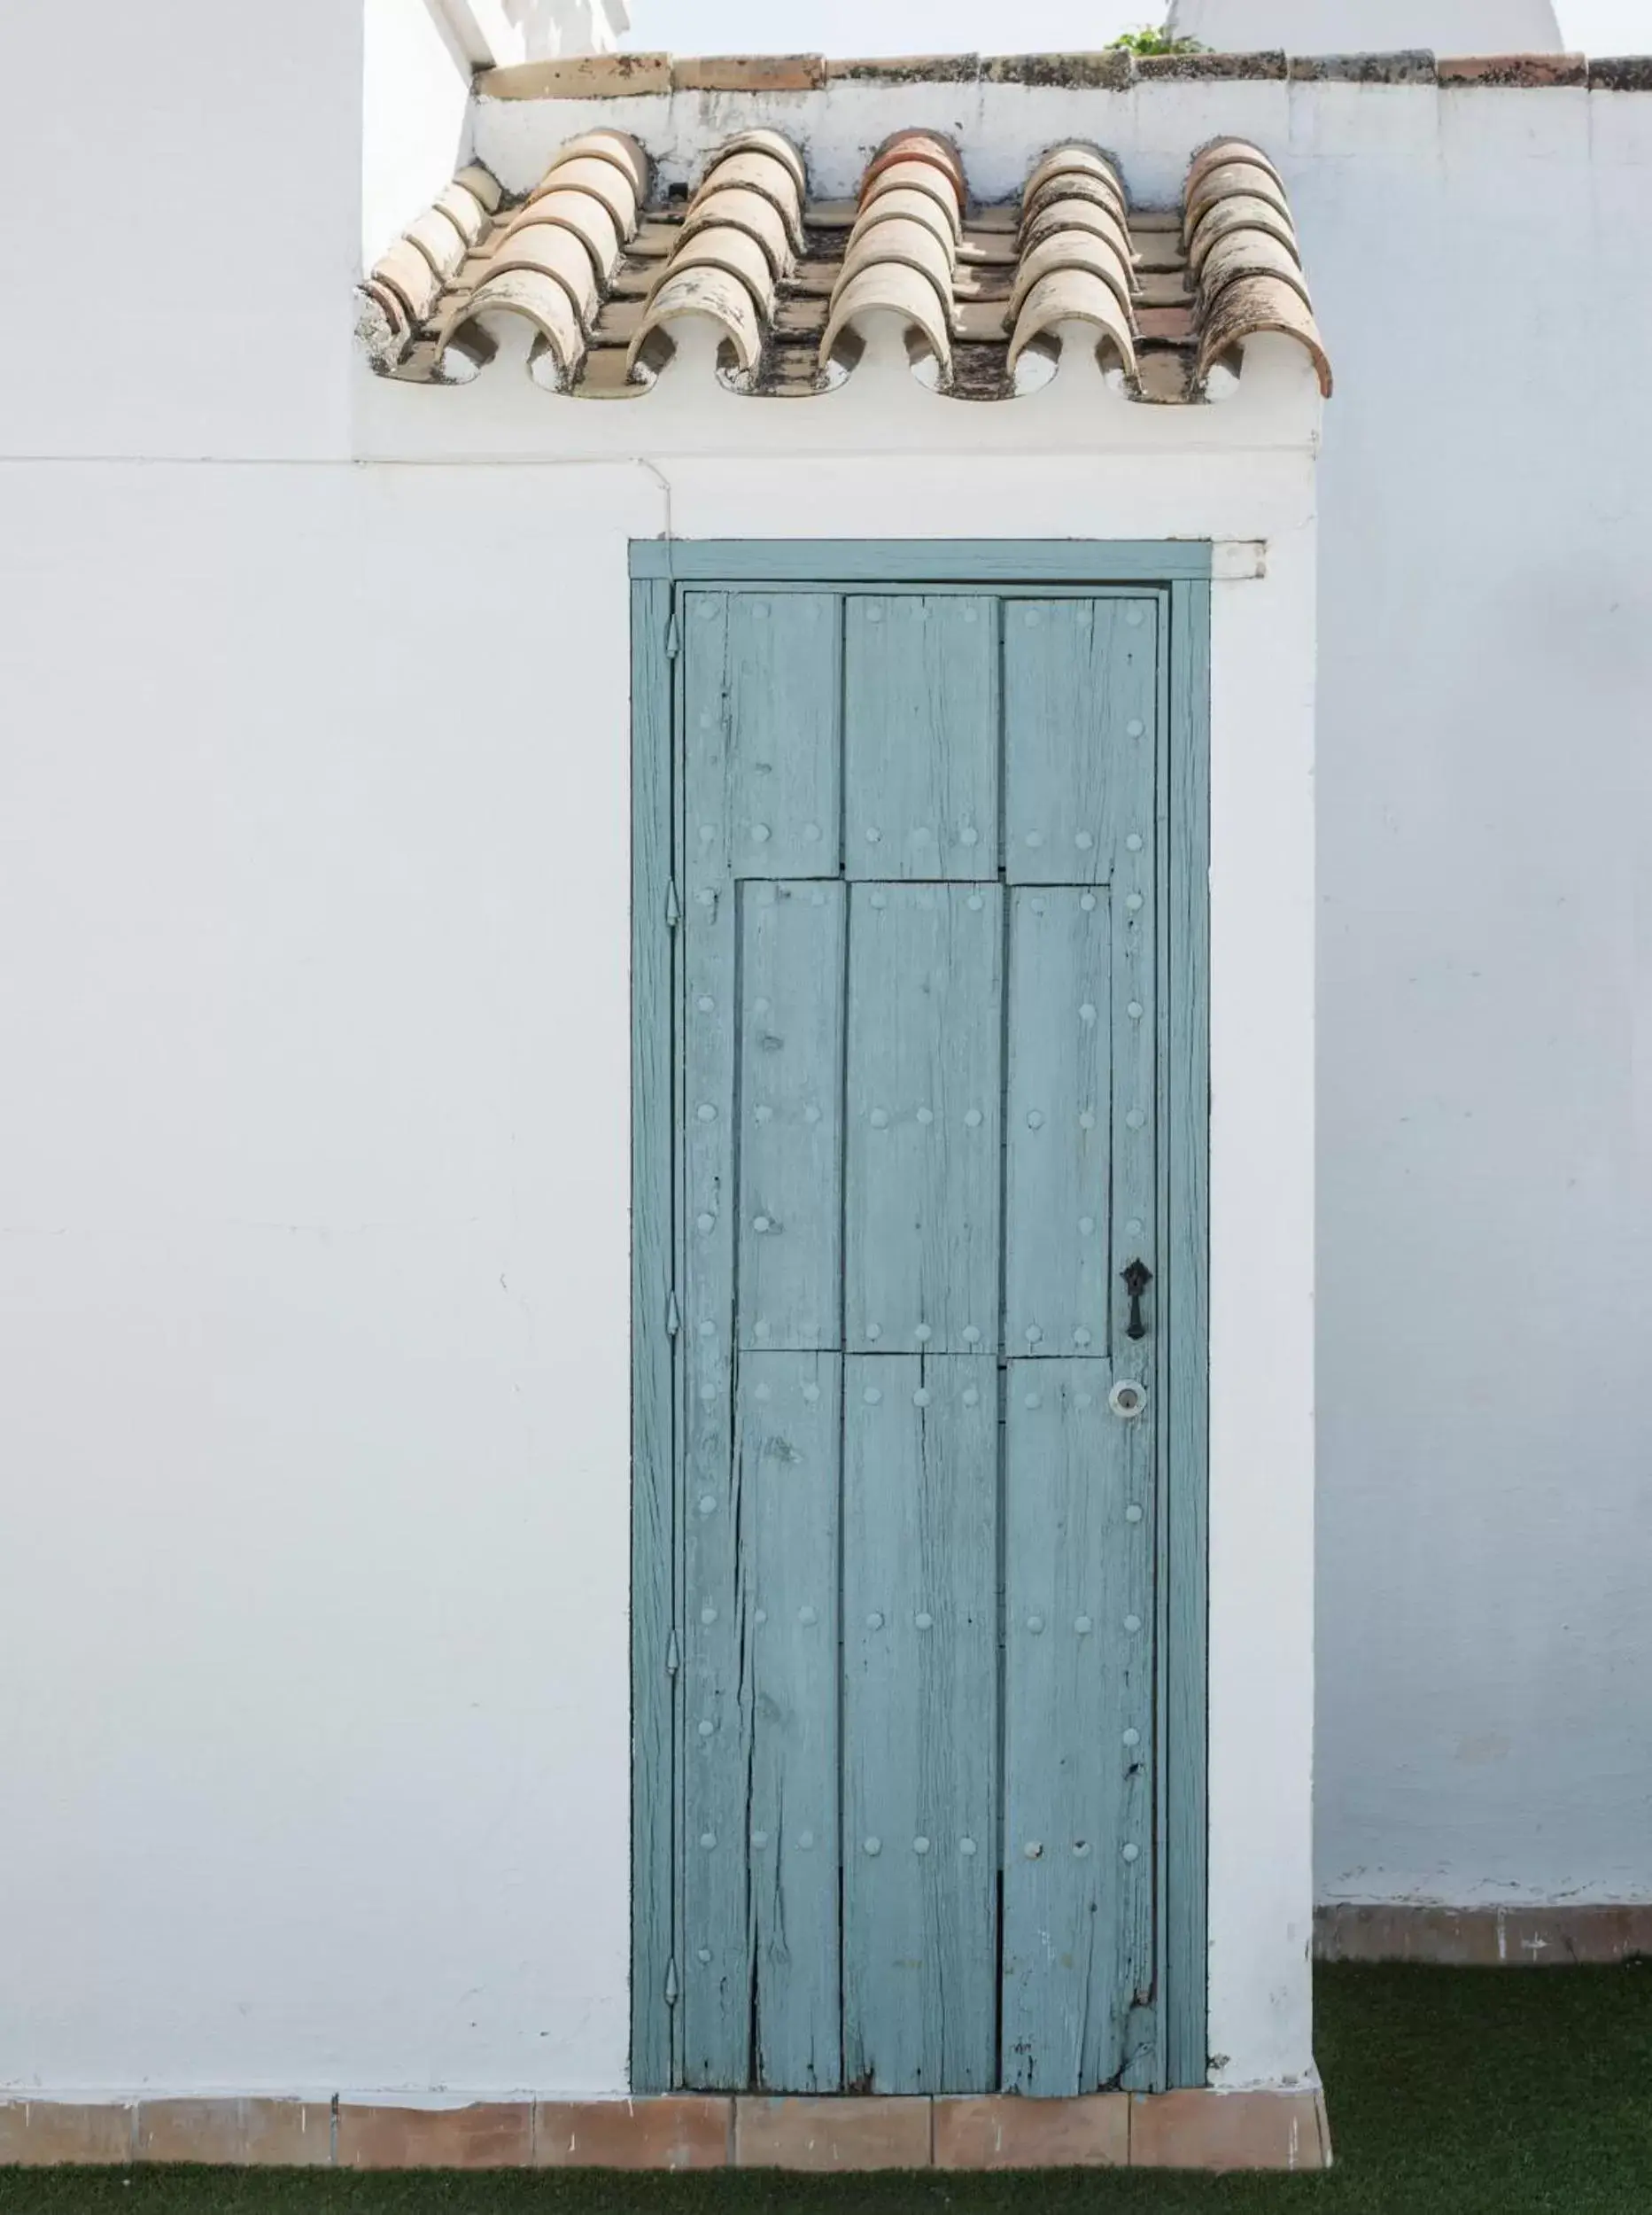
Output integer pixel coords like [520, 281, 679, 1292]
[359, 128, 1332, 406]
[1183, 137, 1330, 399]
[1437, 52, 1587, 86]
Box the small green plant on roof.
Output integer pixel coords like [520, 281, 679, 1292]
[1108, 25, 1206, 52]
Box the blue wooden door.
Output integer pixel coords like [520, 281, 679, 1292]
[660, 582, 1173, 2097]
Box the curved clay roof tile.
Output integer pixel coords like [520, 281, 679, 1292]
[433, 182, 491, 249]
[1197, 273, 1330, 397]
[500, 188, 623, 284]
[1198, 228, 1312, 310]
[1020, 174, 1131, 254]
[1184, 159, 1293, 244]
[650, 223, 776, 310]
[544, 130, 651, 202]
[630, 266, 768, 381]
[444, 268, 586, 389]
[1008, 268, 1138, 384]
[454, 164, 504, 215]
[528, 154, 640, 237]
[819, 262, 953, 379]
[480, 220, 602, 327]
[371, 237, 445, 325]
[1023, 142, 1125, 210]
[841, 214, 956, 303]
[1009, 229, 1136, 329]
[405, 206, 470, 281]
[1186, 136, 1284, 198]
[702, 128, 807, 201]
[679, 186, 793, 277]
[860, 131, 966, 212]
[860, 159, 963, 241]
[1186, 193, 1299, 281]
[692, 150, 805, 251]
[1021, 195, 1135, 270]
[849, 186, 960, 256]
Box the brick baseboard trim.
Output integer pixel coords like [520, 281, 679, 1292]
[1316, 1902, 1652, 1967]
[0, 2088, 1331, 2172]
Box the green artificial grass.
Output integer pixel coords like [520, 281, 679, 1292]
[4, 1966, 1650, 2214]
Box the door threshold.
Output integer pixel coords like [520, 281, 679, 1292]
[0, 2087, 1331, 2172]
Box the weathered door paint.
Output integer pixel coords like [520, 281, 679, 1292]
[632, 550, 1209, 2100]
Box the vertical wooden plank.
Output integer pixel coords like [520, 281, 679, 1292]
[679, 591, 749, 2088]
[1003, 597, 1159, 884]
[1004, 886, 1113, 1360]
[725, 592, 842, 879]
[844, 884, 1003, 1354]
[843, 595, 999, 879]
[1163, 577, 1211, 2089]
[842, 1354, 999, 2094]
[1000, 1361, 1155, 2095]
[737, 882, 845, 1353]
[1104, 598, 1161, 2090]
[630, 575, 676, 2091]
[735, 1350, 843, 2091]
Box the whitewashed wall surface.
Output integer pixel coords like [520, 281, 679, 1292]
[0, 0, 1648, 2105]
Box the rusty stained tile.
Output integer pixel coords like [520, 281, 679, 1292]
[0, 2103, 136, 2165]
[982, 51, 1133, 89]
[629, 220, 682, 260]
[572, 347, 649, 399]
[953, 266, 1014, 303]
[1132, 232, 1190, 274]
[1129, 2090, 1329, 2172]
[1135, 347, 1195, 402]
[534, 2097, 732, 2170]
[828, 55, 981, 82]
[1438, 52, 1587, 85]
[935, 2095, 1128, 2169]
[478, 53, 671, 99]
[958, 233, 1019, 268]
[734, 2096, 931, 2171]
[774, 295, 829, 338]
[1136, 305, 1197, 343]
[673, 56, 826, 92]
[335, 2103, 532, 2171]
[1137, 49, 1286, 79]
[1287, 51, 1437, 82]
[1589, 57, 1652, 89]
[955, 298, 1012, 343]
[135, 2101, 331, 2167]
[591, 296, 646, 343]
[1315, 1901, 1652, 1965]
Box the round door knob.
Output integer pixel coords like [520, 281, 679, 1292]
[1109, 1380, 1148, 1421]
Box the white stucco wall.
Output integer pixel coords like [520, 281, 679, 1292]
[361, 0, 472, 268]
[0, 355, 1323, 2094]
[1306, 80, 1652, 1911]
[1, 0, 1649, 2109]
[0, 0, 361, 463]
